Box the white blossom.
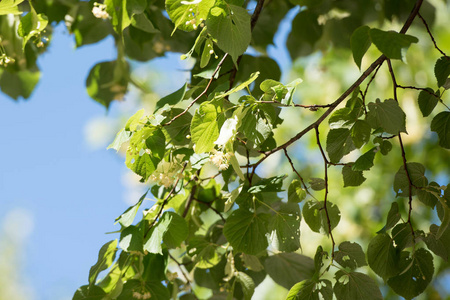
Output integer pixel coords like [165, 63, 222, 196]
[210, 150, 233, 171]
[92, 3, 109, 19]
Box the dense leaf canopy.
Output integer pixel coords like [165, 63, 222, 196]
[1, 0, 450, 299]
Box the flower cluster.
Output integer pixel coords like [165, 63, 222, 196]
[182, 5, 204, 30]
[132, 291, 151, 300]
[149, 162, 183, 188]
[92, 2, 109, 19]
[0, 54, 14, 67]
[210, 150, 233, 171]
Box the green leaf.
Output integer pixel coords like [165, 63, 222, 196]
[417, 182, 440, 207]
[384, 202, 401, 232]
[119, 225, 144, 252]
[89, 240, 118, 286]
[0, 0, 25, 15]
[155, 83, 188, 112]
[0, 69, 40, 100]
[379, 140, 392, 155]
[434, 56, 450, 87]
[286, 10, 323, 60]
[352, 148, 376, 171]
[366, 99, 406, 135]
[367, 233, 400, 280]
[200, 38, 213, 68]
[18, 10, 48, 49]
[162, 211, 188, 248]
[334, 241, 367, 270]
[328, 108, 354, 128]
[125, 109, 145, 131]
[105, 0, 130, 33]
[309, 178, 325, 191]
[236, 272, 255, 300]
[86, 60, 129, 109]
[238, 105, 272, 147]
[188, 236, 223, 269]
[392, 223, 413, 250]
[369, 29, 418, 60]
[69, 2, 111, 47]
[286, 279, 332, 300]
[118, 279, 170, 300]
[334, 271, 383, 300]
[288, 179, 306, 203]
[166, 0, 215, 33]
[223, 209, 268, 255]
[303, 200, 341, 235]
[206, 4, 251, 63]
[286, 280, 315, 300]
[423, 224, 450, 261]
[108, 129, 132, 152]
[326, 128, 356, 163]
[264, 253, 315, 290]
[126, 127, 165, 181]
[216, 72, 259, 99]
[144, 211, 174, 254]
[191, 102, 222, 153]
[418, 88, 439, 117]
[73, 285, 107, 300]
[115, 191, 148, 227]
[248, 175, 286, 194]
[241, 254, 264, 272]
[260, 79, 288, 101]
[393, 162, 428, 197]
[387, 249, 434, 300]
[142, 252, 168, 282]
[351, 26, 372, 69]
[131, 13, 159, 33]
[342, 165, 366, 187]
[161, 109, 193, 145]
[430, 111, 450, 149]
[268, 202, 301, 252]
[350, 120, 372, 148]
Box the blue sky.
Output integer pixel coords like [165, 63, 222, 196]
[0, 9, 294, 300]
[0, 26, 131, 299]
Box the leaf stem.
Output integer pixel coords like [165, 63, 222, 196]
[163, 54, 229, 127]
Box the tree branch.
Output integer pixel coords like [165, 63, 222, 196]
[249, 0, 424, 175]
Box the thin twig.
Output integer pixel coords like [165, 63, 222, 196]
[398, 85, 450, 110]
[163, 54, 228, 127]
[386, 59, 416, 241]
[183, 174, 199, 218]
[362, 63, 383, 112]
[168, 252, 192, 286]
[283, 148, 317, 201]
[315, 126, 336, 259]
[418, 12, 448, 58]
[144, 162, 188, 238]
[193, 198, 226, 222]
[258, 100, 334, 109]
